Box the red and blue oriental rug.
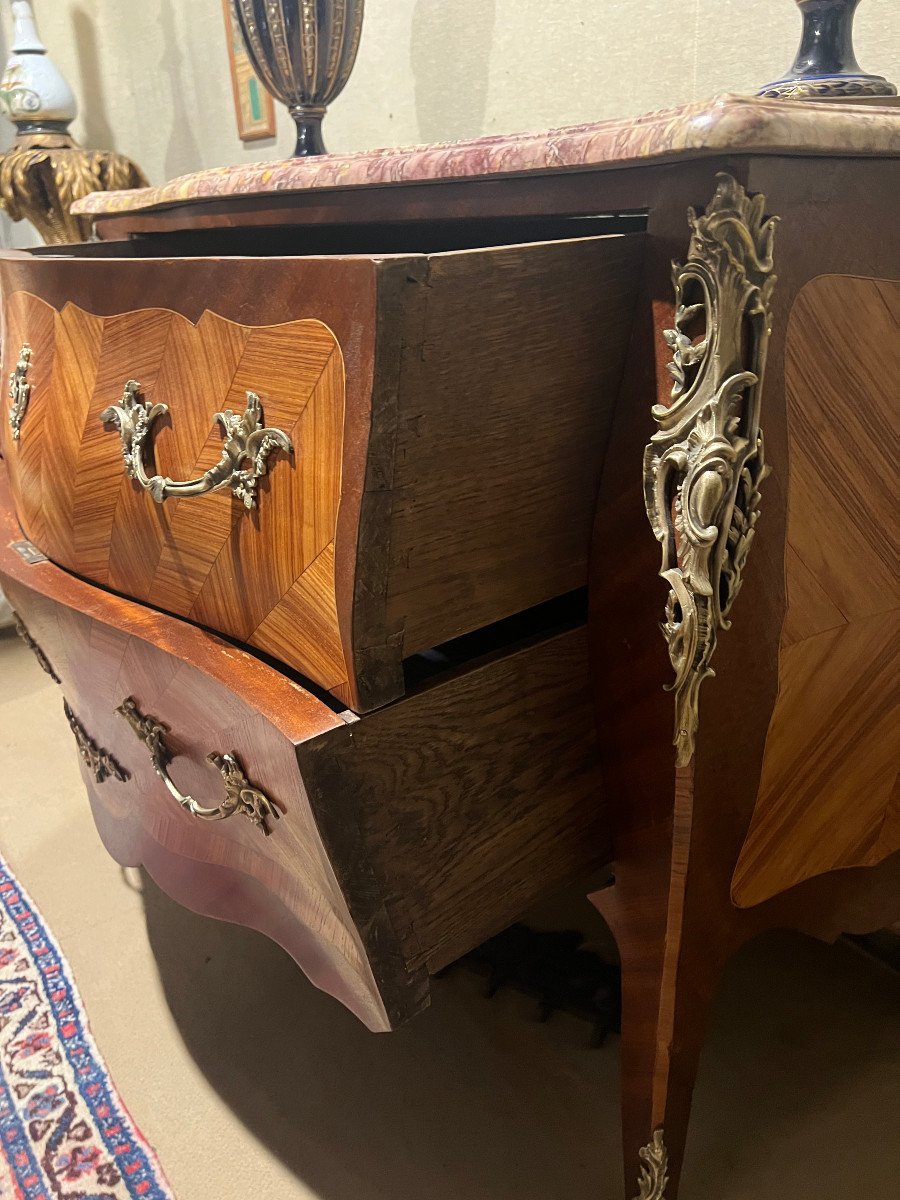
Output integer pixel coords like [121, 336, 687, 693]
[0, 856, 175, 1199]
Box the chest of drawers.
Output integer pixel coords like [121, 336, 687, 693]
[2, 95, 898, 1199]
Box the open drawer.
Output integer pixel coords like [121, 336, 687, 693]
[0, 233, 642, 711]
[0, 464, 608, 1031]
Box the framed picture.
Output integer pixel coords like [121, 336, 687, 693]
[221, 0, 277, 142]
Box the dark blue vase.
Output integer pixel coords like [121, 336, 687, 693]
[759, 0, 897, 98]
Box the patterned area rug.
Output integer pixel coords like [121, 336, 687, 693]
[0, 856, 175, 1199]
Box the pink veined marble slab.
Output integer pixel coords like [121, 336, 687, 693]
[74, 93, 900, 217]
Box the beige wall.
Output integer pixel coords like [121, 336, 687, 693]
[2, 0, 899, 190]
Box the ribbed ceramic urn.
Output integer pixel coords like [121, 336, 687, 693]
[230, 1, 364, 156]
[759, 0, 897, 98]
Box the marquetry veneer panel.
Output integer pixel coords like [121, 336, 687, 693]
[732, 275, 900, 907]
[1, 292, 349, 696]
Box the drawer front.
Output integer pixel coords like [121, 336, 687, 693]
[0, 459, 406, 1031]
[0, 255, 378, 708]
[2, 464, 608, 1028]
[1, 582, 415, 1031]
[1, 234, 641, 714]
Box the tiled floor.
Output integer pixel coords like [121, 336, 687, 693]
[1, 626, 898, 1199]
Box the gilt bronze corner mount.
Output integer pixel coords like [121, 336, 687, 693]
[7, 343, 32, 441]
[632, 1130, 669, 1200]
[644, 173, 778, 766]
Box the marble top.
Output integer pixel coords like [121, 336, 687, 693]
[73, 94, 900, 217]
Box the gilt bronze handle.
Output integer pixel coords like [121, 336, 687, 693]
[13, 613, 60, 683]
[64, 700, 129, 785]
[116, 696, 280, 836]
[100, 380, 292, 509]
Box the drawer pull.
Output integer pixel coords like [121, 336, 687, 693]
[64, 700, 130, 784]
[13, 613, 60, 683]
[116, 696, 281, 835]
[100, 380, 293, 509]
[7, 343, 32, 440]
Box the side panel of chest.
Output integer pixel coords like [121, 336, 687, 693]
[732, 274, 900, 907]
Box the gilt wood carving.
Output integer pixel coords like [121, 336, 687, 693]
[0, 131, 147, 246]
[644, 173, 777, 765]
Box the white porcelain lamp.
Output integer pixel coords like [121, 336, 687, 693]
[0, 0, 78, 134]
[0, 0, 147, 244]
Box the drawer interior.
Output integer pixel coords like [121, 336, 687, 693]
[34, 210, 647, 258]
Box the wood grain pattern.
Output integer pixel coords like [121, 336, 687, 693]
[732, 275, 900, 906]
[1, 294, 349, 692]
[385, 236, 643, 654]
[301, 626, 611, 974]
[0, 253, 382, 710]
[0, 236, 642, 711]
